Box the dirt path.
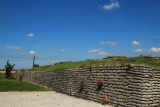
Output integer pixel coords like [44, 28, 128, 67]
[0, 91, 114, 107]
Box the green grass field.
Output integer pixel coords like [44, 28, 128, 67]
[21, 57, 160, 71]
[0, 75, 49, 91]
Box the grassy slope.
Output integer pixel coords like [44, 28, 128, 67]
[24, 57, 160, 71]
[0, 75, 48, 91]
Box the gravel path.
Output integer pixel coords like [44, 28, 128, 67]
[0, 91, 114, 107]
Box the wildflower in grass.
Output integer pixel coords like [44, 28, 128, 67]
[97, 79, 104, 91]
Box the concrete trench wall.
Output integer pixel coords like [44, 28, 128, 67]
[15, 64, 160, 107]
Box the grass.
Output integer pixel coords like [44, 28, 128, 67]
[22, 57, 160, 71]
[0, 75, 49, 91]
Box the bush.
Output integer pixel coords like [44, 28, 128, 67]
[97, 79, 103, 91]
[97, 96, 110, 105]
[5, 60, 15, 78]
[78, 80, 84, 92]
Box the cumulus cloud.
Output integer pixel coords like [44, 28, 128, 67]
[29, 50, 37, 55]
[132, 49, 145, 53]
[98, 51, 110, 56]
[88, 49, 101, 53]
[88, 49, 111, 56]
[100, 41, 106, 45]
[132, 41, 141, 46]
[106, 41, 118, 45]
[100, 41, 118, 46]
[103, 0, 120, 10]
[148, 47, 160, 53]
[61, 49, 65, 52]
[26, 33, 34, 37]
[6, 45, 21, 50]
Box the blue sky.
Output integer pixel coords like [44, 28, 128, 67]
[0, 0, 160, 69]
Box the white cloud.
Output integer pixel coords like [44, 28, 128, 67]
[61, 49, 65, 52]
[88, 49, 111, 56]
[132, 49, 145, 53]
[100, 41, 118, 46]
[103, 0, 120, 10]
[148, 47, 160, 53]
[27, 33, 34, 37]
[88, 49, 101, 53]
[6, 45, 21, 50]
[106, 41, 118, 45]
[100, 41, 106, 45]
[98, 51, 110, 56]
[132, 41, 141, 46]
[29, 50, 37, 55]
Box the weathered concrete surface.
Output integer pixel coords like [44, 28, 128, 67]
[0, 92, 114, 107]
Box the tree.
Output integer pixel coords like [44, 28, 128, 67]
[33, 56, 39, 68]
[5, 60, 15, 78]
[33, 56, 35, 68]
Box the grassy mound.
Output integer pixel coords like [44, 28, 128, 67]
[23, 57, 160, 71]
